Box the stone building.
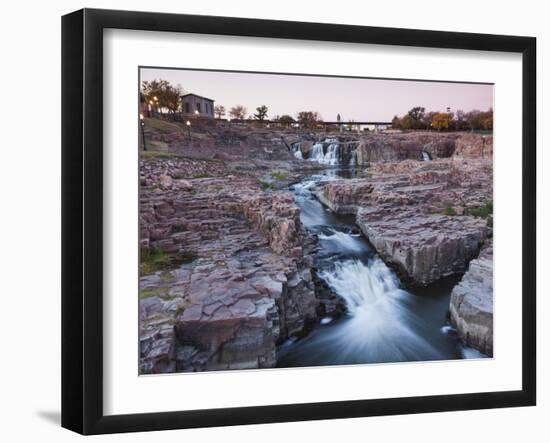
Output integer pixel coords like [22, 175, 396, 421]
[181, 93, 215, 119]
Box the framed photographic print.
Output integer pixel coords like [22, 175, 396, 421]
[61, 8, 536, 435]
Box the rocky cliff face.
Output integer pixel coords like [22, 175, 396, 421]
[356, 132, 459, 163]
[355, 132, 492, 164]
[453, 133, 493, 158]
[139, 158, 318, 373]
[449, 240, 493, 356]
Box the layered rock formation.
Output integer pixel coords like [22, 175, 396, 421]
[449, 240, 493, 356]
[354, 132, 493, 164]
[315, 158, 492, 285]
[139, 158, 318, 373]
[356, 206, 488, 285]
[356, 132, 460, 163]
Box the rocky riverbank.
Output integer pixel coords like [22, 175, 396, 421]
[139, 156, 323, 373]
[449, 240, 493, 356]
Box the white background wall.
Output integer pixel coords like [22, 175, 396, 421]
[0, 0, 547, 441]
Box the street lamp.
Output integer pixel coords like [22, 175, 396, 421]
[140, 113, 147, 151]
[186, 120, 191, 139]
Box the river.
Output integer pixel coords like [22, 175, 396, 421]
[276, 166, 483, 368]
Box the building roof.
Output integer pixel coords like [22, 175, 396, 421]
[180, 93, 214, 102]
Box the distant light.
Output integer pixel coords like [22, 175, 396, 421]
[186, 120, 191, 126]
[139, 113, 144, 120]
[195, 110, 199, 115]
[153, 96, 158, 101]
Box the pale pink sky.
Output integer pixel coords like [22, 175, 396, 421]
[140, 68, 493, 122]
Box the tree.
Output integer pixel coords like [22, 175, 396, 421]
[407, 106, 426, 129]
[432, 112, 451, 130]
[297, 111, 322, 128]
[141, 79, 183, 115]
[422, 111, 437, 130]
[229, 105, 247, 120]
[481, 108, 493, 130]
[214, 105, 226, 119]
[391, 115, 401, 129]
[254, 105, 269, 121]
[454, 109, 467, 131]
[278, 115, 295, 127]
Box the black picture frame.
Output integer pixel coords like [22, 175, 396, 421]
[62, 8, 537, 435]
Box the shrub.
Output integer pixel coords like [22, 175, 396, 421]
[467, 200, 493, 219]
[270, 170, 289, 181]
[259, 180, 273, 190]
[442, 206, 457, 216]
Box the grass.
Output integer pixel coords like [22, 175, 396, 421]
[259, 180, 274, 190]
[143, 117, 185, 134]
[442, 206, 457, 216]
[140, 286, 169, 300]
[270, 170, 289, 181]
[140, 247, 196, 275]
[467, 200, 493, 219]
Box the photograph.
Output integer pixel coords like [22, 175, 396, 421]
[138, 67, 494, 374]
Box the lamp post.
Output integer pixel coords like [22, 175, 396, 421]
[153, 96, 159, 116]
[140, 113, 147, 151]
[186, 120, 191, 139]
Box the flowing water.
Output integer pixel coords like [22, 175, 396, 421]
[276, 167, 477, 368]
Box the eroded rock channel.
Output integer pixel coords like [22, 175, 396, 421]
[139, 129, 493, 373]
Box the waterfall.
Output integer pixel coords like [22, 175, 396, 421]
[349, 149, 358, 166]
[421, 150, 431, 161]
[316, 257, 443, 361]
[292, 143, 303, 159]
[309, 140, 341, 165]
[323, 143, 340, 165]
[309, 142, 324, 162]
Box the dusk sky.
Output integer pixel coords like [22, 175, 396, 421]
[140, 68, 494, 122]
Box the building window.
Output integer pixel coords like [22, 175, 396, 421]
[185, 102, 190, 113]
[196, 102, 201, 113]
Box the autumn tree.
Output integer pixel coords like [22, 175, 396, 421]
[254, 105, 269, 121]
[214, 105, 226, 119]
[229, 105, 247, 120]
[432, 113, 452, 130]
[464, 109, 493, 130]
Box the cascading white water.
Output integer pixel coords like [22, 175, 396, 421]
[421, 150, 431, 161]
[309, 141, 341, 165]
[323, 143, 340, 165]
[292, 143, 303, 159]
[315, 257, 443, 362]
[318, 228, 364, 254]
[309, 142, 325, 162]
[349, 149, 358, 166]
